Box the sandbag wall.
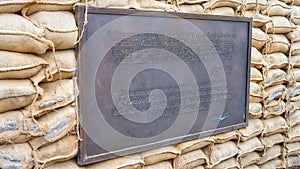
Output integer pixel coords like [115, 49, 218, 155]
[0, 0, 79, 169]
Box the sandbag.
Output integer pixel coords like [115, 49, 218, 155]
[286, 142, 300, 156]
[291, 41, 300, 56]
[291, 54, 300, 68]
[179, 4, 204, 14]
[262, 0, 292, 16]
[33, 134, 78, 168]
[263, 68, 286, 87]
[296, 0, 300, 5]
[289, 100, 300, 112]
[240, 152, 261, 167]
[95, 0, 139, 8]
[244, 164, 260, 169]
[213, 130, 238, 144]
[264, 53, 288, 69]
[278, 0, 293, 3]
[88, 155, 144, 169]
[252, 27, 268, 49]
[176, 137, 214, 154]
[0, 79, 37, 113]
[242, 11, 271, 27]
[263, 16, 297, 34]
[287, 83, 300, 101]
[239, 119, 264, 141]
[203, 141, 239, 166]
[22, 0, 79, 15]
[261, 133, 285, 148]
[0, 50, 48, 79]
[173, 149, 208, 169]
[0, 0, 33, 13]
[45, 159, 83, 169]
[29, 11, 78, 50]
[238, 137, 264, 156]
[213, 157, 240, 169]
[0, 143, 33, 169]
[250, 82, 264, 102]
[177, 0, 208, 5]
[264, 85, 286, 106]
[26, 79, 77, 117]
[202, 0, 243, 10]
[288, 110, 300, 127]
[244, 0, 268, 11]
[259, 158, 283, 169]
[141, 146, 180, 165]
[29, 105, 77, 150]
[250, 67, 263, 82]
[287, 27, 300, 43]
[263, 101, 285, 118]
[0, 13, 52, 54]
[287, 124, 300, 142]
[137, 0, 178, 12]
[249, 102, 262, 119]
[251, 47, 263, 68]
[263, 34, 290, 54]
[287, 156, 300, 168]
[209, 7, 235, 16]
[193, 166, 205, 169]
[291, 6, 300, 25]
[262, 116, 288, 136]
[144, 161, 172, 169]
[257, 145, 282, 164]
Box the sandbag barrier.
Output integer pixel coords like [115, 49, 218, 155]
[1, 0, 300, 168]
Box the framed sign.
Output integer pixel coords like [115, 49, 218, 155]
[76, 6, 252, 165]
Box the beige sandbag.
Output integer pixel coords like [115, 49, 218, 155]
[88, 155, 144, 169]
[208, 7, 235, 16]
[288, 110, 300, 127]
[244, 0, 268, 11]
[263, 34, 290, 54]
[250, 67, 263, 82]
[179, 4, 204, 14]
[240, 152, 261, 167]
[29, 105, 77, 150]
[29, 11, 78, 50]
[177, 0, 208, 5]
[0, 0, 33, 13]
[261, 133, 285, 149]
[287, 27, 300, 43]
[238, 137, 264, 156]
[141, 146, 180, 165]
[33, 134, 78, 168]
[252, 27, 269, 50]
[242, 11, 271, 27]
[173, 149, 208, 169]
[144, 161, 172, 169]
[251, 47, 263, 68]
[239, 119, 264, 141]
[264, 53, 288, 69]
[287, 124, 300, 142]
[291, 6, 300, 25]
[263, 16, 297, 34]
[287, 83, 300, 101]
[264, 85, 286, 106]
[286, 142, 300, 156]
[176, 137, 214, 154]
[0, 13, 52, 54]
[0, 50, 48, 79]
[21, 0, 79, 15]
[213, 157, 240, 169]
[289, 100, 300, 112]
[257, 145, 282, 164]
[249, 102, 263, 119]
[291, 41, 300, 56]
[203, 141, 239, 166]
[259, 158, 283, 169]
[137, 0, 178, 12]
[263, 69, 286, 87]
[296, 0, 300, 5]
[213, 130, 238, 144]
[250, 82, 264, 102]
[278, 0, 293, 3]
[262, 0, 292, 16]
[0, 79, 37, 113]
[193, 166, 205, 169]
[263, 101, 285, 118]
[26, 79, 77, 117]
[0, 143, 33, 169]
[95, 0, 139, 8]
[291, 54, 300, 68]
[244, 164, 260, 169]
[45, 159, 83, 169]
[202, 0, 242, 10]
[262, 116, 288, 136]
[287, 156, 300, 168]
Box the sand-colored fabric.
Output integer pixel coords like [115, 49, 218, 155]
[287, 83, 300, 101]
[242, 11, 271, 27]
[291, 5, 300, 25]
[244, 0, 268, 11]
[296, 0, 300, 5]
[213, 130, 238, 144]
[179, 4, 204, 14]
[289, 100, 300, 112]
[291, 54, 300, 68]
[262, 0, 292, 16]
[0, 79, 37, 113]
[287, 124, 300, 142]
[0, 143, 33, 169]
[29, 11, 78, 50]
[212, 157, 240, 169]
[33, 134, 78, 168]
[208, 7, 235, 16]
[261, 133, 285, 148]
[262, 116, 288, 136]
[257, 145, 282, 164]
[291, 41, 300, 56]
[252, 27, 269, 50]
[137, 0, 178, 12]
[286, 142, 300, 156]
[250, 67, 263, 82]
[176, 137, 214, 154]
[95, 0, 139, 8]
[238, 137, 264, 156]
[178, 0, 208, 5]
[244, 164, 260, 169]
[240, 152, 261, 167]
[287, 27, 300, 43]
[264, 53, 288, 69]
[264, 85, 286, 106]
[0, 13, 52, 54]
[0, 50, 48, 79]
[0, 0, 34, 13]
[287, 156, 300, 168]
[263, 69, 286, 87]
[202, 0, 243, 10]
[21, 0, 79, 15]
[288, 110, 300, 127]
[26, 79, 77, 117]
[192, 166, 205, 169]
[263, 16, 297, 34]
[259, 158, 283, 169]
[250, 82, 264, 102]
[173, 149, 208, 169]
[239, 119, 264, 141]
[264, 34, 290, 54]
[144, 161, 172, 169]
[29, 105, 77, 150]
[203, 141, 239, 166]
[263, 101, 285, 118]
[45, 159, 83, 169]
[88, 155, 144, 169]
[141, 146, 180, 165]
[250, 47, 263, 68]
[249, 102, 263, 119]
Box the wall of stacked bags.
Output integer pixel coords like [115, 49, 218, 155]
[1, 0, 300, 169]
